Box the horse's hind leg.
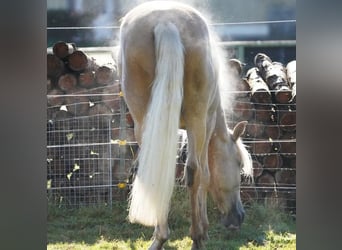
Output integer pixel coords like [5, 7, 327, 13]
[149, 223, 170, 250]
[185, 114, 213, 249]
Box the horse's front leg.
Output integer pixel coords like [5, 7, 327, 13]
[149, 223, 170, 250]
[186, 147, 209, 249]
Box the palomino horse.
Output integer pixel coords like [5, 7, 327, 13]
[118, 1, 253, 249]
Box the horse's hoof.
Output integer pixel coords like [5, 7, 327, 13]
[191, 239, 205, 250]
[148, 239, 165, 250]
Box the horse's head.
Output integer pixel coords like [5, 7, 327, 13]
[208, 121, 253, 230]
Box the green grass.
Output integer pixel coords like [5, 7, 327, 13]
[47, 187, 295, 249]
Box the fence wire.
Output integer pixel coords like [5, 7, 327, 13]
[47, 93, 296, 213]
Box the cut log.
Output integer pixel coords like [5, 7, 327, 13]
[246, 67, 272, 104]
[254, 53, 292, 103]
[275, 169, 296, 186]
[257, 172, 276, 187]
[47, 54, 65, 78]
[267, 62, 292, 104]
[228, 58, 244, 76]
[79, 70, 96, 88]
[240, 187, 258, 205]
[286, 60, 296, 103]
[279, 132, 296, 157]
[286, 60, 296, 88]
[95, 64, 117, 85]
[252, 160, 263, 178]
[57, 73, 78, 92]
[53, 109, 73, 130]
[249, 140, 273, 155]
[264, 123, 281, 139]
[101, 82, 121, 111]
[232, 97, 255, 120]
[254, 53, 272, 73]
[277, 105, 296, 132]
[47, 78, 53, 91]
[47, 88, 65, 107]
[53, 41, 77, 60]
[67, 50, 98, 72]
[254, 104, 276, 123]
[64, 87, 90, 116]
[88, 103, 113, 127]
[245, 121, 265, 139]
[235, 78, 251, 98]
[87, 87, 104, 104]
[126, 113, 135, 128]
[289, 158, 296, 169]
[263, 154, 283, 172]
[290, 83, 296, 103]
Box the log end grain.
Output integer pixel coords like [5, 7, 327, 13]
[58, 73, 78, 92]
[79, 70, 96, 88]
[47, 88, 65, 107]
[95, 64, 117, 85]
[68, 50, 89, 72]
[254, 53, 272, 70]
[53, 41, 76, 59]
[47, 54, 65, 78]
[233, 98, 255, 120]
[274, 86, 293, 104]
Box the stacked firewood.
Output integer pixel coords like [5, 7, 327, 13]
[47, 42, 136, 205]
[231, 53, 296, 212]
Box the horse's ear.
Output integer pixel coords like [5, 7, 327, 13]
[232, 121, 248, 141]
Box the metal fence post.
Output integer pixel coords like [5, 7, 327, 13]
[119, 91, 127, 195]
[108, 117, 113, 209]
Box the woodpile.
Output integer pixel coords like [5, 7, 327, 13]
[47, 43, 296, 211]
[47, 41, 135, 205]
[231, 54, 296, 212]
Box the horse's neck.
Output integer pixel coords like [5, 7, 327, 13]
[212, 105, 230, 141]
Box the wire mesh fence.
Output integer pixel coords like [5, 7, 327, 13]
[47, 45, 296, 214]
[47, 92, 296, 213]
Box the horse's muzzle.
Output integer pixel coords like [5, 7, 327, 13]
[221, 201, 245, 230]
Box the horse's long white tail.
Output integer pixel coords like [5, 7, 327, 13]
[128, 22, 184, 226]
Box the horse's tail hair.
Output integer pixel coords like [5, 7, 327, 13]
[128, 22, 184, 226]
